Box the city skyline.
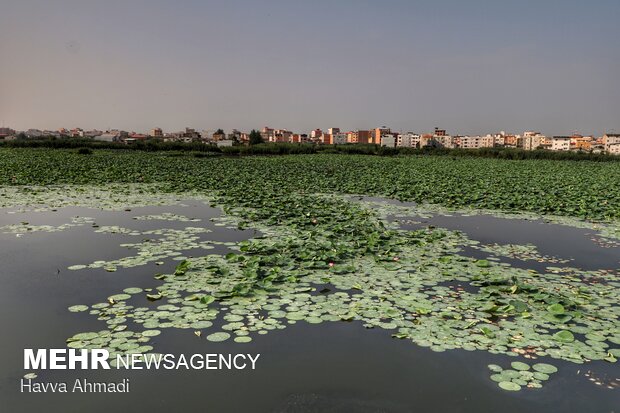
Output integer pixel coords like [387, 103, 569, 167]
[2, 0, 620, 135]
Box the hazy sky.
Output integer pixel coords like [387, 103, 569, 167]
[1, 0, 619, 135]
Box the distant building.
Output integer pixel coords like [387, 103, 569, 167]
[571, 135, 593, 151]
[397, 133, 421, 148]
[503, 135, 518, 147]
[260, 127, 275, 142]
[380, 135, 396, 147]
[434, 127, 447, 137]
[374, 127, 390, 145]
[95, 132, 119, 142]
[327, 127, 340, 135]
[608, 143, 620, 155]
[25, 129, 45, 138]
[228, 129, 242, 142]
[459, 135, 495, 149]
[0, 127, 15, 136]
[150, 128, 163, 138]
[83, 130, 102, 138]
[357, 130, 371, 144]
[274, 129, 292, 143]
[551, 136, 571, 151]
[332, 133, 347, 145]
[603, 133, 620, 154]
[523, 132, 546, 150]
[212, 131, 226, 142]
[216, 140, 234, 147]
[310, 129, 322, 139]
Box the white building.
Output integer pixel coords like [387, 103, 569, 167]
[459, 135, 495, 149]
[603, 134, 620, 154]
[397, 133, 421, 148]
[607, 144, 620, 155]
[551, 136, 571, 151]
[523, 132, 546, 150]
[380, 135, 396, 147]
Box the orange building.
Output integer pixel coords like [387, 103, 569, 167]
[373, 127, 390, 144]
[358, 130, 371, 144]
[504, 135, 518, 146]
[346, 131, 358, 143]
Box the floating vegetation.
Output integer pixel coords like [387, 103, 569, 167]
[69, 226, 215, 271]
[44, 189, 617, 394]
[488, 361, 557, 391]
[0, 216, 94, 235]
[1, 151, 619, 394]
[475, 243, 571, 264]
[133, 213, 201, 222]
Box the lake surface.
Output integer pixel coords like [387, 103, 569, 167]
[0, 200, 618, 413]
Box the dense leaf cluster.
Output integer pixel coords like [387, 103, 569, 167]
[2, 149, 619, 220]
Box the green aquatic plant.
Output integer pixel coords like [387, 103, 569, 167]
[488, 361, 557, 391]
[49, 189, 618, 386]
[1, 150, 618, 394]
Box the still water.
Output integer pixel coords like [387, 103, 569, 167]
[0, 200, 617, 413]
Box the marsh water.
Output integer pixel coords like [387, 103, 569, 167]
[0, 200, 618, 413]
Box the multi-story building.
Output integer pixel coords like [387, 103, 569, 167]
[227, 129, 242, 142]
[551, 136, 571, 151]
[420, 134, 435, 148]
[274, 129, 292, 143]
[310, 129, 323, 139]
[373, 127, 390, 145]
[433, 127, 447, 137]
[260, 127, 275, 142]
[459, 135, 495, 149]
[571, 135, 593, 151]
[0, 127, 15, 137]
[523, 131, 546, 150]
[150, 128, 163, 138]
[331, 133, 347, 145]
[346, 131, 358, 143]
[602, 133, 620, 154]
[290, 133, 304, 143]
[603, 133, 620, 154]
[503, 134, 518, 147]
[380, 135, 396, 147]
[357, 130, 371, 144]
[212, 130, 226, 141]
[327, 128, 340, 135]
[397, 133, 421, 148]
[608, 143, 620, 155]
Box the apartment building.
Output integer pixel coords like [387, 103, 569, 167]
[459, 135, 495, 149]
[603, 133, 620, 154]
[397, 133, 421, 148]
[551, 136, 571, 151]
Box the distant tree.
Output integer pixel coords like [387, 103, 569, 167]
[249, 129, 264, 145]
[215, 129, 225, 135]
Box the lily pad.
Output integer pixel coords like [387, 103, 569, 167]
[498, 381, 521, 391]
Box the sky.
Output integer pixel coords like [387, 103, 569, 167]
[1, 0, 619, 135]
